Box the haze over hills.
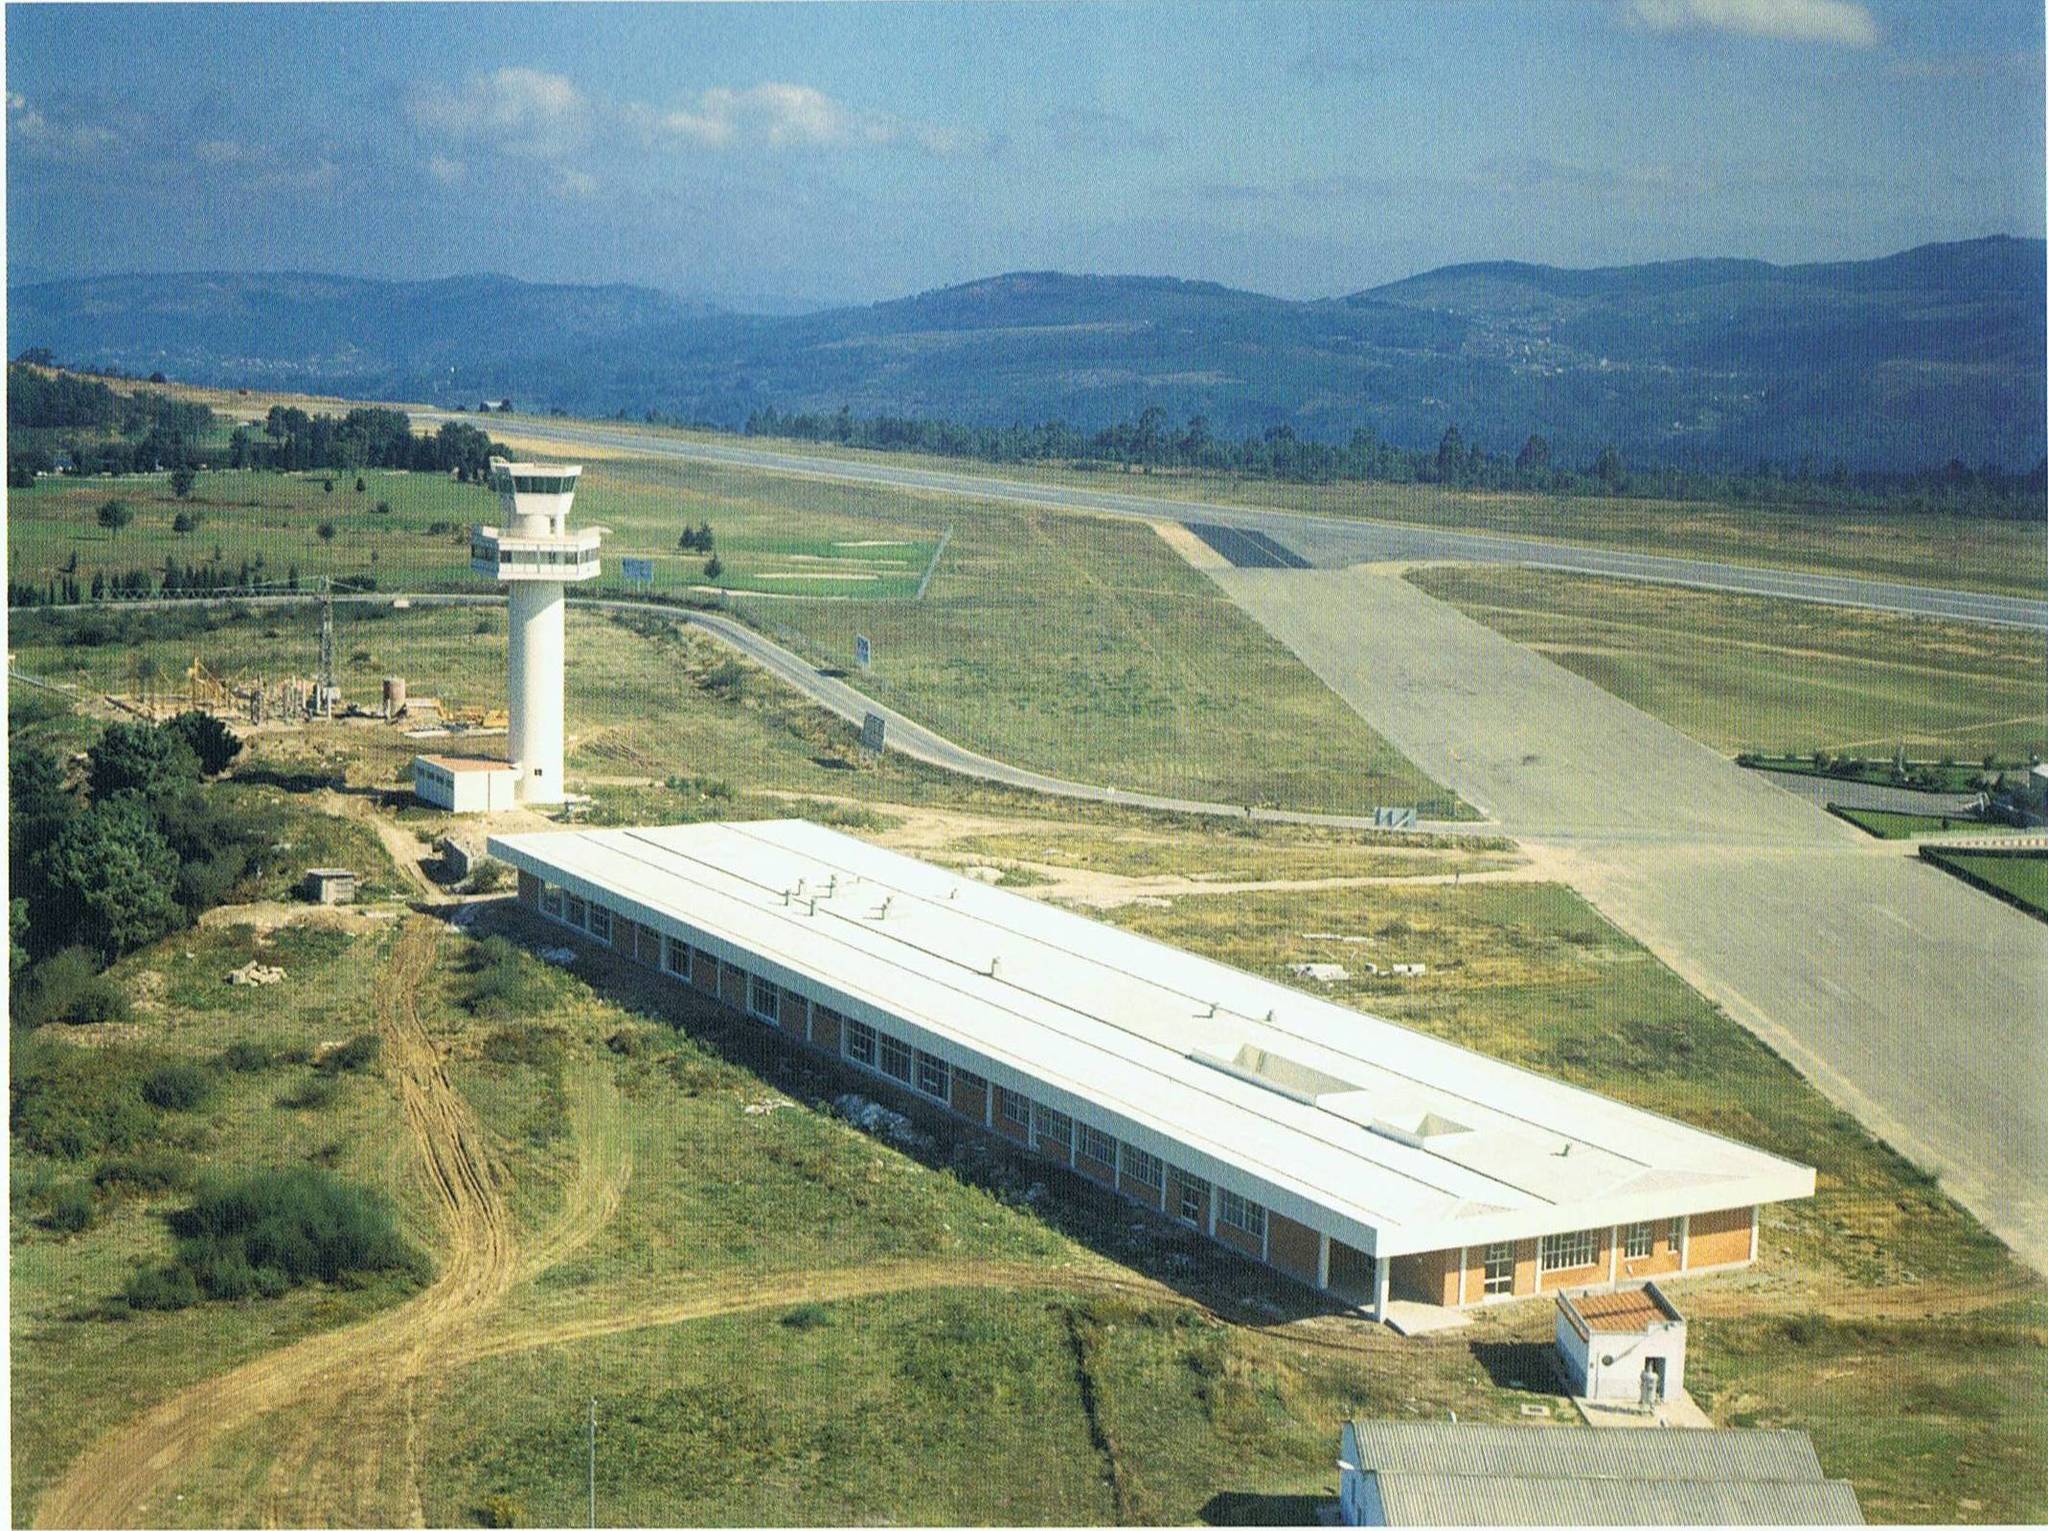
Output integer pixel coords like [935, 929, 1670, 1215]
[11, 236, 2042, 470]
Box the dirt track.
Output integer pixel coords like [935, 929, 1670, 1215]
[34, 918, 592, 1531]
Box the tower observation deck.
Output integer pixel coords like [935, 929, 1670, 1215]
[474, 459, 602, 805]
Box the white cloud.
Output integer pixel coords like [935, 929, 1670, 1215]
[642, 81, 976, 156]
[426, 154, 468, 185]
[408, 67, 589, 158]
[8, 91, 118, 159]
[552, 167, 598, 198]
[1625, 0, 1880, 47]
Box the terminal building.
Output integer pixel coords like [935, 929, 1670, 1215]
[488, 819, 1815, 1319]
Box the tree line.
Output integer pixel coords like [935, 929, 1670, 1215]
[743, 404, 2048, 518]
[10, 714, 262, 1024]
[8, 363, 506, 487]
[233, 406, 502, 481]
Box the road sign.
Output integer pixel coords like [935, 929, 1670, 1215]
[620, 557, 654, 585]
[860, 712, 886, 755]
[1372, 805, 1419, 830]
[855, 634, 872, 670]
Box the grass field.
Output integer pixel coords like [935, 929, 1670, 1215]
[8, 917, 433, 1522]
[4, 460, 941, 603]
[9, 514, 1453, 819]
[1918, 847, 2048, 921]
[1829, 806, 2002, 840]
[484, 406, 2048, 599]
[1407, 566, 2048, 761]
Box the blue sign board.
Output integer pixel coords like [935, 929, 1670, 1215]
[855, 634, 872, 670]
[621, 557, 655, 585]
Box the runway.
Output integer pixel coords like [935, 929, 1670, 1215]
[433, 413, 2048, 631]
[1211, 566, 2048, 1274]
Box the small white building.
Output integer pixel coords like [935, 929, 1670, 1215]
[1555, 1282, 1687, 1405]
[413, 754, 520, 814]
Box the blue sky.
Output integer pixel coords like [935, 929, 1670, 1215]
[7, 1, 2042, 308]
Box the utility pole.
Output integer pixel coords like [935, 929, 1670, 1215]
[588, 1396, 596, 1529]
[315, 577, 337, 719]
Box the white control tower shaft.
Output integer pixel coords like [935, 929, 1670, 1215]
[473, 461, 602, 805]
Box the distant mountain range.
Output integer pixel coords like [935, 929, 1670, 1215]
[11, 236, 2043, 470]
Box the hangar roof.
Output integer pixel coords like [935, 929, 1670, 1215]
[488, 820, 1814, 1255]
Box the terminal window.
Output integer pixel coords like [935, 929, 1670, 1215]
[1120, 1144, 1163, 1191]
[1540, 1228, 1599, 1272]
[1623, 1221, 1655, 1260]
[1483, 1242, 1514, 1295]
[915, 1052, 950, 1099]
[845, 1019, 877, 1069]
[1076, 1123, 1116, 1165]
[878, 1032, 914, 1083]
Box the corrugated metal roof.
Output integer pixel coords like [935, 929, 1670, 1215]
[1368, 1471, 1864, 1525]
[1346, 1421, 1827, 1482]
[488, 820, 1816, 1255]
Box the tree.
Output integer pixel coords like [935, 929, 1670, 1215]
[96, 499, 133, 533]
[354, 476, 366, 493]
[1515, 434, 1552, 473]
[704, 553, 724, 583]
[86, 721, 199, 801]
[1593, 444, 1628, 491]
[1436, 425, 1468, 484]
[317, 522, 336, 542]
[173, 510, 197, 534]
[40, 796, 185, 958]
[162, 711, 244, 777]
[169, 465, 197, 498]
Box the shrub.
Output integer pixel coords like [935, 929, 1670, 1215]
[354, 477, 366, 493]
[476, 1494, 523, 1528]
[464, 937, 552, 1019]
[278, 1075, 338, 1110]
[124, 1262, 199, 1311]
[15, 947, 133, 1027]
[142, 1062, 215, 1112]
[703, 658, 747, 700]
[45, 1181, 96, 1233]
[163, 1166, 425, 1299]
[10, 1037, 154, 1158]
[482, 1025, 565, 1067]
[466, 860, 509, 894]
[220, 1040, 276, 1072]
[781, 1302, 835, 1331]
[374, 499, 392, 515]
[94, 1150, 194, 1196]
[317, 522, 336, 541]
[317, 1032, 382, 1074]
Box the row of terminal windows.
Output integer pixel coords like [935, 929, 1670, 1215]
[529, 882, 1706, 1297]
[476, 544, 599, 569]
[532, 882, 1280, 1256]
[495, 474, 578, 496]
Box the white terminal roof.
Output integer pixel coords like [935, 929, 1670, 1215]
[488, 820, 1814, 1256]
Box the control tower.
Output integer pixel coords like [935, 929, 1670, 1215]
[471, 460, 601, 804]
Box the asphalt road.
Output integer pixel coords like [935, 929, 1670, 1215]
[1214, 565, 2048, 1275]
[431, 413, 2048, 630]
